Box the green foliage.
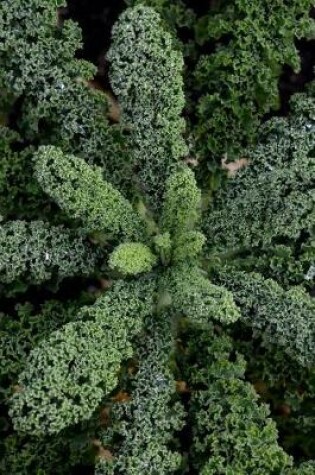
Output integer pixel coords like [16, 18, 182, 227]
[96, 315, 185, 475]
[107, 5, 188, 206]
[185, 327, 293, 474]
[164, 265, 240, 326]
[0, 0, 128, 199]
[109, 242, 157, 275]
[10, 279, 155, 435]
[205, 92, 315, 251]
[0, 298, 96, 474]
[2, 1, 315, 472]
[193, 0, 315, 160]
[0, 0, 90, 103]
[0, 300, 81, 396]
[10, 148, 243, 440]
[153, 232, 172, 265]
[0, 220, 98, 286]
[1, 430, 93, 475]
[172, 230, 206, 263]
[10, 320, 132, 435]
[204, 90, 315, 288]
[233, 336, 315, 460]
[0, 127, 49, 220]
[216, 270, 315, 367]
[127, 0, 315, 163]
[125, 0, 196, 33]
[161, 167, 201, 237]
[20, 77, 129, 192]
[288, 462, 315, 474]
[34, 146, 146, 240]
[159, 167, 206, 264]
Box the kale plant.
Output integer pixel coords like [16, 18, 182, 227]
[0, 2, 314, 474]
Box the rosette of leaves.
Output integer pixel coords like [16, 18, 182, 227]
[10, 140, 305, 472]
[10, 145, 239, 438]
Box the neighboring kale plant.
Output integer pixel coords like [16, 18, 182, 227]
[127, 0, 315, 166]
[193, 0, 315, 161]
